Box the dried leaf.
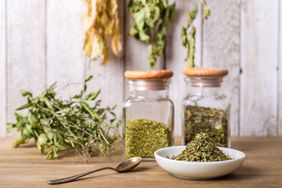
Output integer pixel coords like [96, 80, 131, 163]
[172, 133, 231, 162]
[128, 0, 175, 68]
[82, 0, 122, 64]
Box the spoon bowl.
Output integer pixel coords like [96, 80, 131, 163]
[116, 157, 142, 172]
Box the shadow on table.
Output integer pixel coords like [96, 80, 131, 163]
[52, 166, 151, 185]
[210, 165, 261, 181]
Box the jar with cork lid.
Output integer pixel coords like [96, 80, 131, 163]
[182, 68, 230, 147]
[123, 70, 174, 160]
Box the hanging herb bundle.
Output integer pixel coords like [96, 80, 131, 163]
[7, 76, 120, 160]
[128, 0, 175, 68]
[82, 0, 122, 64]
[181, 0, 211, 68]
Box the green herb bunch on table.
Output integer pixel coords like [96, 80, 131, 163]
[7, 76, 120, 160]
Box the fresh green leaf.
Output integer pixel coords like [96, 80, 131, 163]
[21, 90, 32, 97]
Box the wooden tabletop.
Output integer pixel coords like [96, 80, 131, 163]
[1, 137, 282, 188]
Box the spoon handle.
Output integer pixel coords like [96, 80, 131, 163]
[47, 167, 117, 185]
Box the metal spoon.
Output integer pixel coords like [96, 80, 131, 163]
[47, 157, 142, 185]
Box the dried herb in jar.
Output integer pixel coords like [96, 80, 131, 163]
[172, 133, 231, 162]
[125, 119, 170, 158]
[184, 105, 228, 147]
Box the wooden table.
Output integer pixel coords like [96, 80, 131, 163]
[0, 137, 282, 188]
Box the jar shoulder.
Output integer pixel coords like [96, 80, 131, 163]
[123, 97, 174, 108]
[183, 94, 230, 110]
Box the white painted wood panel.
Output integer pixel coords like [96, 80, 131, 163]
[1, 0, 282, 137]
[85, 0, 124, 116]
[202, 0, 241, 136]
[0, 0, 6, 136]
[166, 0, 206, 136]
[6, 0, 46, 128]
[47, 0, 84, 98]
[279, 0, 282, 136]
[240, 0, 278, 136]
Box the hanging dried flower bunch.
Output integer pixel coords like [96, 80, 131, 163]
[82, 0, 122, 64]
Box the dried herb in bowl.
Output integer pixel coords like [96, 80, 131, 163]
[184, 105, 229, 147]
[125, 119, 170, 158]
[172, 133, 231, 162]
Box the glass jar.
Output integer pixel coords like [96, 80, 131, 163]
[182, 68, 230, 147]
[123, 70, 174, 160]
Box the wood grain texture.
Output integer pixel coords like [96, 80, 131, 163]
[47, 0, 84, 98]
[240, 0, 278, 136]
[279, 0, 282, 136]
[84, 0, 124, 119]
[202, 0, 241, 136]
[6, 0, 46, 128]
[166, 0, 202, 136]
[1, 137, 282, 188]
[0, 0, 6, 136]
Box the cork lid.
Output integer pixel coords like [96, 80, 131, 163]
[183, 68, 228, 77]
[125, 70, 173, 79]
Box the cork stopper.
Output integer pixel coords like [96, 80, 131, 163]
[125, 70, 173, 79]
[183, 68, 228, 77]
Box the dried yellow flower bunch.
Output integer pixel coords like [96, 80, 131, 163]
[82, 0, 122, 64]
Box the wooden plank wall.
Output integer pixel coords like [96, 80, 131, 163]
[241, 0, 278, 136]
[280, 0, 282, 136]
[47, 0, 85, 98]
[6, 0, 46, 137]
[202, 0, 240, 136]
[0, 0, 6, 136]
[166, 0, 203, 136]
[0, 0, 281, 137]
[84, 0, 124, 112]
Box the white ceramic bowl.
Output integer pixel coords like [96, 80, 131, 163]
[154, 146, 246, 179]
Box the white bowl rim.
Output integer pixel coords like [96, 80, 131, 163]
[154, 145, 246, 164]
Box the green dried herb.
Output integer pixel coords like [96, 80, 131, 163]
[184, 105, 229, 147]
[182, 0, 211, 67]
[128, 0, 175, 68]
[172, 133, 231, 162]
[125, 119, 170, 158]
[201, 0, 211, 19]
[7, 76, 120, 160]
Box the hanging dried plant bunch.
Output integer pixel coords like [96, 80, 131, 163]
[181, 0, 211, 68]
[82, 0, 122, 64]
[128, 0, 175, 68]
